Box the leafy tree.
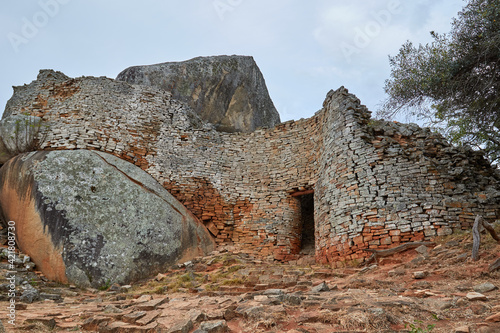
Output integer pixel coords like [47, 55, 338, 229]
[379, 0, 500, 165]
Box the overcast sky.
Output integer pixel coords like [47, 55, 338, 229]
[1, 0, 465, 122]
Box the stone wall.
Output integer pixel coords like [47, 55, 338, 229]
[3, 70, 500, 264]
[315, 89, 500, 265]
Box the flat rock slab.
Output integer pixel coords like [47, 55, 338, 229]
[467, 292, 488, 301]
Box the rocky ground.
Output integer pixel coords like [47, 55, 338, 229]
[0, 227, 499, 333]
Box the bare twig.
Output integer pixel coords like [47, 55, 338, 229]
[482, 218, 500, 242]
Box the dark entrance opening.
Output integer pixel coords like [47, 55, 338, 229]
[298, 193, 315, 254]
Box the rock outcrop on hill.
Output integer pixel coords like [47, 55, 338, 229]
[116, 55, 281, 132]
[0, 150, 215, 288]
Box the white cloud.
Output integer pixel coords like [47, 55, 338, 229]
[0, 0, 467, 122]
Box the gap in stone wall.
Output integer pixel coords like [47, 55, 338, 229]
[298, 193, 315, 255]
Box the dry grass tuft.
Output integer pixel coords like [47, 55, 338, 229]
[337, 311, 391, 331]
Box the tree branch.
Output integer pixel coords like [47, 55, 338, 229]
[472, 215, 500, 261]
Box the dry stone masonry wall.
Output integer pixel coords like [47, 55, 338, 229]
[3, 70, 500, 264]
[315, 90, 500, 265]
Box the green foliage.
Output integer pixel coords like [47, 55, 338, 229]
[404, 320, 436, 333]
[29, 278, 38, 287]
[98, 279, 112, 291]
[154, 286, 167, 294]
[380, 0, 500, 165]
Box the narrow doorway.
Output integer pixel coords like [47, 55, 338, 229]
[298, 192, 315, 255]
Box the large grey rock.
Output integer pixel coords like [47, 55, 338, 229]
[0, 150, 215, 288]
[116, 55, 281, 132]
[0, 114, 44, 163]
[474, 282, 497, 293]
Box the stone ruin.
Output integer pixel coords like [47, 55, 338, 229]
[2, 57, 500, 268]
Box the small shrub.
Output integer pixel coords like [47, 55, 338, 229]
[227, 264, 244, 273]
[221, 277, 245, 286]
[154, 286, 167, 294]
[404, 320, 435, 333]
[98, 279, 112, 291]
[166, 272, 200, 291]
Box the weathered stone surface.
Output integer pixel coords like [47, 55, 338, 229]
[474, 282, 497, 293]
[311, 281, 330, 293]
[122, 311, 147, 324]
[198, 320, 228, 333]
[262, 289, 284, 295]
[0, 114, 43, 163]
[0, 150, 215, 287]
[415, 245, 430, 256]
[136, 297, 169, 311]
[136, 310, 161, 326]
[19, 285, 40, 303]
[0, 243, 499, 333]
[3, 70, 70, 119]
[167, 318, 193, 333]
[413, 271, 428, 279]
[466, 292, 488, 301]
[116, 55, 280, 133]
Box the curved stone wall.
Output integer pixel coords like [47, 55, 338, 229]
[315, 89, 500, 265]
[3, 70, 500, 263]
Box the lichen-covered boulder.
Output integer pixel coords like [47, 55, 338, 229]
[0, 150, 215, 288]
[116, 55, 281, 133]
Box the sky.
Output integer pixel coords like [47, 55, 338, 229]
[1, 0, 465, 123]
